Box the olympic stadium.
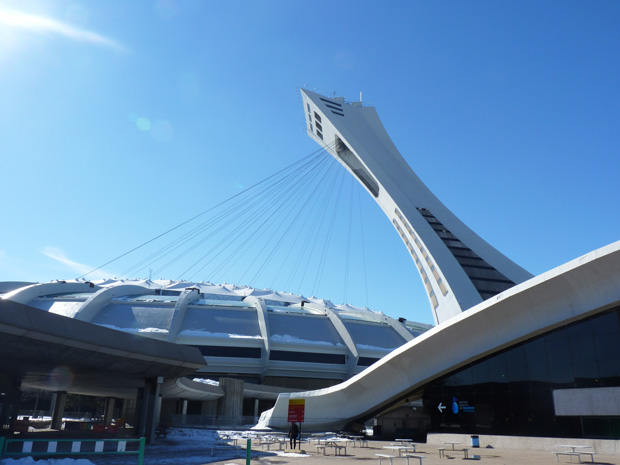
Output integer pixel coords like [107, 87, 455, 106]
[2, 88, 620, 445]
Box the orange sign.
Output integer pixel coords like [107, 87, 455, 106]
[287, 398, 305, 423]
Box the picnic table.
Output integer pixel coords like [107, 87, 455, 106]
[554, 445, 595, 463]
[384, 445, 417, 457]
[316, 439, 348, 455]
[349, 435, 369, 447]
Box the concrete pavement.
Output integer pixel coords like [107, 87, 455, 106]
[213, 439, 620, 465]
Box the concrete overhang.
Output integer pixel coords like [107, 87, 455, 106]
[0, 300, 206, 398]
[160, 377, 304, 401]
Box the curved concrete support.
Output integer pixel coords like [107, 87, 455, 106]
[167, 288, 200, 342]
[0, 282, 36, 294]
[244, 296, 271, 379]
[2, 281, 100, 305]
[301, 89, 532, 324]
[160, 377, 224, 400]
[383, 315, 414, 343]
[320, 305, 359, 377]
[263, 241, 620, 430]
[74, 284, 156, 322]
[159, 377, 303, 401]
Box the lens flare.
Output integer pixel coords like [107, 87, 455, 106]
[136, 117, 151, 131]
[49, 366, 74, 390]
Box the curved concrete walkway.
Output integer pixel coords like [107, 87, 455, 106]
[264, 241, 620, 430]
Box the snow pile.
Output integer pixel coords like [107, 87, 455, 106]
[99, 324, 168, 334]
[165, 427, 220, 442]
[255, 407, 274, 429]
[178, 330, 261, 339]
[271, 334, 342, 346]
[192, 378, 219, 386]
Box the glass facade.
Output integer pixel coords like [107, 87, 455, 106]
[92, 303, 174, 331]
[178, 307, 261, 338]
[423, 306, 620, 439]
[268, 313, 344, 346]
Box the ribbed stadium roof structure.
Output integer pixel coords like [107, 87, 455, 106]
[1, 279, 431, 386]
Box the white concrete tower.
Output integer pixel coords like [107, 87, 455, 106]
[301, 88, 532, 325]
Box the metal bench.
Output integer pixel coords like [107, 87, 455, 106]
[555, 452, 582, 462]
[376, 453, 396, 465]
[578, 452, 596, 463]
[403, 453, 425, 465]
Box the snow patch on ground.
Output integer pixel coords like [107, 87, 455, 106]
[277, 452, 311, 457]
[0, 428, 290, 465]
[0, 459, 95, 465]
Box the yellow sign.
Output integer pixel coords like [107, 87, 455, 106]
[288, 398, 305, 422]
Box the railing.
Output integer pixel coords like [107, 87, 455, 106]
[0, 437, 145, 464]
[18, 411, 95, 420]
[170, 414, 258, 428]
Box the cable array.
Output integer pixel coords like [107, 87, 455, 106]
[81, 142, 372, 306]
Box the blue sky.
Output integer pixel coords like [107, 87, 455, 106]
[1, 1, 619, 325]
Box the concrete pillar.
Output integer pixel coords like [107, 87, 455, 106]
[49, 392, 57, 417]
[153, 393, 162, 429]
[181, 399, 188, 416]
[121, 396, 137, 426]
[134, 385, 150, 439]
[103, 397, 116, 425]
[253, 398, 259, 421]
[50, 391, 67, 430]
[217, 378, 244, 426]
[147, 377, 163, 444]
[0, 384, 21, 432]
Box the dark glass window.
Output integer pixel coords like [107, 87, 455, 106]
[191, 345, 261, 358]
[416, 207, 516, 300]
[316, 121, 323, 132]
[423, 306, 620, 439]
[320, 97, 342, 107]
[314, 111, 322, 123]
[358, 357, 380, 367]
[269, 350, 345, 364]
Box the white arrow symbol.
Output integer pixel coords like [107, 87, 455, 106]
[438, 402, 446, 413]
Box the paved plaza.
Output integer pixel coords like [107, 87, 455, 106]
[212, 439, 620, 465]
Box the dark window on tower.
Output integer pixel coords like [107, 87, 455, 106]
[416, 207, 516, 300]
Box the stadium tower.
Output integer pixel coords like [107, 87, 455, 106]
[301, 89, 532, 324]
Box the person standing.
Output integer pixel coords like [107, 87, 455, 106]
[289, 422, 299, 449]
